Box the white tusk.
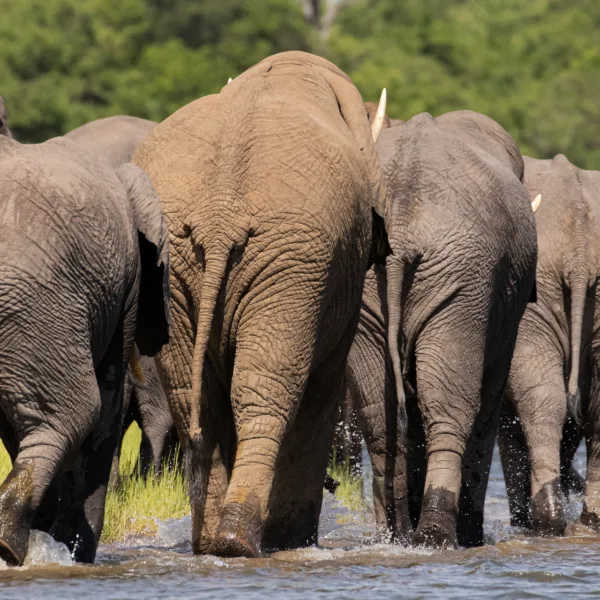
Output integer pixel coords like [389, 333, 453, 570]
[371, 88, 387, 143]
[227, 77, 233, 84]
[531, 193, 542, 213]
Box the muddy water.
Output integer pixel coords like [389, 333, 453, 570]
[2, 446, 599, 599]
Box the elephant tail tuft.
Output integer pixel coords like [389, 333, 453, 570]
[386, 253, 407, 437]
[188, 250, 230, 443]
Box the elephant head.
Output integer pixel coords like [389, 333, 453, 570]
[117, 163, 170, 356]
[0, 96, 12, 138]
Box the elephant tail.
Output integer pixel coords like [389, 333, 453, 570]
[566, 271, 588, 425]
[188, 251, 230, 446]
[386, 254, 407, 436]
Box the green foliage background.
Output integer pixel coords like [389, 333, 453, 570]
[1, 0, 598, 168]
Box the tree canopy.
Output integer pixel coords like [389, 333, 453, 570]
[1, 0, 598, 169]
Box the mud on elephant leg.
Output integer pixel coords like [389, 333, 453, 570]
[263, 358, 344, 551]
[0, 447, 65, 566]
[498, 399, 532, 529]
[411, 319, 484, 549]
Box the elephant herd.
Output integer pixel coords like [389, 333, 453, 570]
[0, 50, 599, 566]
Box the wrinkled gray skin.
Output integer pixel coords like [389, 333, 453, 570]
[133, 51, 389, 558]
[0, 136, 169, 566]
[0, 97, 12, 139]
[65, 116, 156, 169]
[346, 111, 538, 548]
[64, 115, 178, 477]
[122, 353, 178, 477]
[498, 155, 600, 536]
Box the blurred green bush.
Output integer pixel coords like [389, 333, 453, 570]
[1, 0, 598, 168]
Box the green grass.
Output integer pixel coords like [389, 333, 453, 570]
[327, 454, 365, 512]
[0, 425, 363, 544]
[100, 422, 189, 543]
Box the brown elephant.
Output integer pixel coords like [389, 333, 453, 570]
[498, 155, 600, 536]
[344, 111, 538, 548]
[133, 51, 389, 558]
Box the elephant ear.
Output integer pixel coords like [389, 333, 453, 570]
[117, 163, 170, 357]
[320, 69, 391, 266]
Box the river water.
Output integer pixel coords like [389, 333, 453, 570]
[1, 446, 598, 599]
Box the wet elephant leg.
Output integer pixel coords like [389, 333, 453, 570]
[208, 294, 326, 558]
[498, 399, 532, 528]
[263, 355, 345, 551]
[348, 323, 411, 543]
[509, 334, 567, 536]
[0, 356, 102, 566]
[458, 357, 511, 547]
[412, 313, 484, 549]
[581, 362, 600, 529]
[52, 319, 129, 563]
[0, 442, 66, 565]
[560, 418, 584, 499]
[189, 369, 232, 555]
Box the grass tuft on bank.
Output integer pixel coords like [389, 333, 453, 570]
[101, 422, 189, 543]
[327, 455, 364, 512]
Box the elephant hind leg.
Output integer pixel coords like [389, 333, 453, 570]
[498, 399, 532, 529]
[458, 354, 513, 547]
[52, 316, 130, 563]
[509, 335, 567, 537]
[0, 352, 102, 566]
[411, 314, 484, 549]
[262, 359, 344, 551]
[0, 449, 64, 566]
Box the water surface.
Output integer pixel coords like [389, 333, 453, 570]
[1, 446, 598, 599]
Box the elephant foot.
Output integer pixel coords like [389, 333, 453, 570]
[209, 502, 262, 558]
[531, 480, 566, 536]
[0, 463, 36, 566]
[413, 488, 458, 549]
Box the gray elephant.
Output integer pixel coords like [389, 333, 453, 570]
[133, 51, 389, 558]
[0, 135, 169, 565]
[0, 97, 12, 138]
[65, 115, 156, 169]
[345, 110, 538, 548]
[122, 352, 178, 477]
[64, 115, 178, 478]
[498, 155, 600, 536]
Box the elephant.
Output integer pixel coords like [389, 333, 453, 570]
[498, 155, 600, 536]
[64, 115, 178, 478]
[65, 115, 156, 169]
[121, 351, 178, 477]
[0, 134, 169, 565]
[132, 50, 389, 558]
[0, 97, 11, 138]
[344, 110, 539, 549]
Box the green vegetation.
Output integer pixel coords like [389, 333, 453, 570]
[1, 0, 598, 169]
[328, 455, 364, 512]
[101, 422, 189, 543]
